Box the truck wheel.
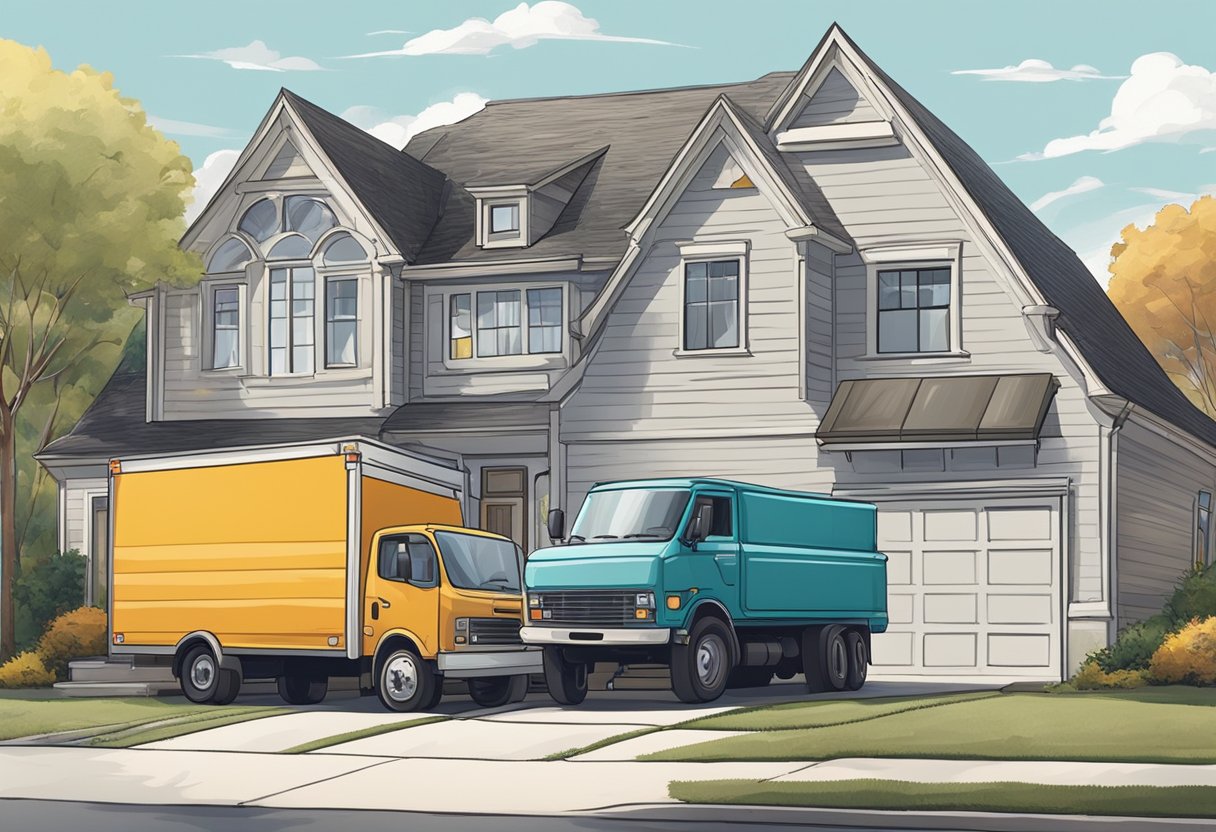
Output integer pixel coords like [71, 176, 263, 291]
[376, 647, 436, 712]
[468, 674, 529, 708]
[727, 667, 773, 689]
[542, 647, 588, 706]
[180, 643, 238, 705]
[423, 679, 445, 710]
[845, 630, 869, 691]
[277, 675, 328, 705]
[671, 617, 733, 704]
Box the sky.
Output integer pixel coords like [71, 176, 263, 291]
[5, 0, 1216, 287]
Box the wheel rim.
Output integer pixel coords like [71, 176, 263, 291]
[854, 641, 867, 679]
[384, 654, 419, 702]
[190, 655, 215, 691]
[831, 638, 848, 680]
[696, 634, 727, 688]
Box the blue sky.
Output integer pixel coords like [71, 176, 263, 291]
[6, 0, 1215, 285]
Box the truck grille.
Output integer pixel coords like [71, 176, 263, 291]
[467, 617, 523, 645]
[532, 590, 643, 627]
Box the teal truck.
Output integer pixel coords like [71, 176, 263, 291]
[521, 478, 888, 704]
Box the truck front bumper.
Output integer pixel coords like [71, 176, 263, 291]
[520, 627, 672, 647]
[437, 648, 543, 678]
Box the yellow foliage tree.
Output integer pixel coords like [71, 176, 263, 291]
[0, 40, 200, 659]
[1108, 196, 1216, 416]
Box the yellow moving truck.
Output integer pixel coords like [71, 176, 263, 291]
[108, 438, 541, 712]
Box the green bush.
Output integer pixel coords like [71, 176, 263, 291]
[1092, 615, 1174, 673]
[1164, 566, 1216, 626]
[13, 550, 86, 651]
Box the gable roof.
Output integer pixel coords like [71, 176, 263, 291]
[404, 73, 797, 265]
[812, 27, 1216, 448]
[281, 90, 447, 263]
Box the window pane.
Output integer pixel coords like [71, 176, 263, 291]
[490, 203, 519, 233]
[919, 308, 949, 352]
[1202, 491, 1213, 510]
[322, 232, 367, 265]
[709, 300, 738, 348]
[269, 269, 288, 300]
[684, 303, 708, 350]
[878, 309, 917, 353]
[476, 290, 522, 357]
[238, 199, 278, 242]
[709, 272, 737, 301]
[326, 279, 358, 367]
[899, 271, 918, 309]
[213, 287, 240, 370]
[450, 294, 472, 360]
[878, 271, 901, 310]
[709, 260, 738, 279]
[327, 320, 357, 366]
[527, 288, 562, 354]
[270, 347, 287, 375]
[293, 345, 314, 374]
[685, 262, 707, 303]
[268, 234, 311, 260]
[208, 239, 253, 273]
[284, 196, 337, 242]
[919, 269, 951, 307]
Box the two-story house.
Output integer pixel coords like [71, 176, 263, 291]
[39, 25, 1216, 682]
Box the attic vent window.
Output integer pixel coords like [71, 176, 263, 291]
[490, 203, 520, 234]
[730, 174, 755, 189]
[711, 158, 756, 190]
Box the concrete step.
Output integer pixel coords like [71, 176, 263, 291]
[69, 658, 174, 684]
[53, 681, 181, 698]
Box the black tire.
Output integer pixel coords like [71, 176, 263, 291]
[802, 626, 828, 692]
[726, 666, 773, 689]
[376, 646, 436, 713]
[423, 677, 445, 709]
[277, 675, 328, 705]
[543, 647, 588, 706]
[670, 617, 734, 704]
[468, 674, 529, 708]
[822, 625, 849, 692]
[180, 644, 227, 704]
[845, 630, 869, 691]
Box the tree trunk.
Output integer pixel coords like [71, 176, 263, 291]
[0, 415, 16, 661]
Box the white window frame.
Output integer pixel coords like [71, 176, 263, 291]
[438, 282, 567, 370]
[323, 274, 360, 369]
[861, 242, 967, 360]
[266, 262, 319, 377]
[201, 277, 247, 373]
[674, 239, 750, 357]
[1197, 489, 1213, 568]
[475, 193, 529, 249]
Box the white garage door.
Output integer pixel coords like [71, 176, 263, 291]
[870, 497, 1062, 679]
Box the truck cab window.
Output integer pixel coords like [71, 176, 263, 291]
[690, 495, 733, 538]
[378, 534, 438, 587]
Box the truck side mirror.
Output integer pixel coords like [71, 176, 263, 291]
[687, 504, 712, 545]
[547, 508, 565, 542]
[395, 550, 412, 582]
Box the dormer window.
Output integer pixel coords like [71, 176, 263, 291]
[489, 203, 520, 235]
[481, 198, 526, 248]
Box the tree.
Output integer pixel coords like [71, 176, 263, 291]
[1108, 196, 1216, 417]
[0, 40, 199, 659]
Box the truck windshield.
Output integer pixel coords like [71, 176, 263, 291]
[434, 531, 522, 593]
[568, 489, 691, 543]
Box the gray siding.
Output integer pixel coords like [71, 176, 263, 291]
[390, 278, 406, 405]
[1116, 419, 1216, 623]
[63, 478, 106, 556]
[805, 240, 834, 407]
[789, 67, 881, 129]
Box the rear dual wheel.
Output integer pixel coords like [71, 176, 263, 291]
[179, 643, 241, 705]
[277, 674, 328, 705]
[468, 674, 529, 708]
[803, 625, 868, 693]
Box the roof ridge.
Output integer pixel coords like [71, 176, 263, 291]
[481, 71, 797, 108]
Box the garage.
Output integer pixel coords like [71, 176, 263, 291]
[868, 497, 1062, 679]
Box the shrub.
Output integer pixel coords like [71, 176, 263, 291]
[13, 550, 87, 651]
[1071, 660, 1148, 690]
[1090, 615, 1173, 672]
[0, 651, 56, 689]
[1164, 566, 1216, 627]
[1150, 617, 1216, 686]
[36, 606, 108, 680]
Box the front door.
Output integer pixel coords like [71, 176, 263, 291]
[480, 467, 527, 550]
[363, 532, 442, 658]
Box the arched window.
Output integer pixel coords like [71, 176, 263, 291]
[322, 232, 367, 265]
[238, 199, 278, 242]
[207, 238, 253, 272]
[267, 234, 311, 260]
[285, 196, 337, 242]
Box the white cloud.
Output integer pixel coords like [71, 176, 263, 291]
[367, 29, 412, 36]
[1020, 52, 1216, 160]
[175, 40, 324, 72]
[342, 93, 488, 150]
[186, 149, 241, 224]
[148, 116, 239, 139]
[1029, 175, 1105, 212]
[953, 59, 1124, 83]
[344, 1, 680, 58]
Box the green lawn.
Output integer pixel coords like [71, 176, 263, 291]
[668, 779, 1216, 818]
[678, 691, 999, 731]
[0, 697, 282, 743]
[646, 688, 1216, 764]
[282, 716, 447, 754]
[87, 707, 290, 748]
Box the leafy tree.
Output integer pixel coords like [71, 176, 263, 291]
[1108, 196, 1216, 416]
[0, 40, 199, 659]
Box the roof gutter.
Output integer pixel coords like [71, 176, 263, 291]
[400, 256, 598, 280]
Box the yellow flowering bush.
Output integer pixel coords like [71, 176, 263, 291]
[36, 606, 108, 679]
[1071, 660, 1148, 690]
[0, 651, 56, 688]
[1150, 617, 1216, 686]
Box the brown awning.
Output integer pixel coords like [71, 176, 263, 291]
[817, 373, 1058, 445]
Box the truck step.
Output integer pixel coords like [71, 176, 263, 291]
[68, 659, 175, 684]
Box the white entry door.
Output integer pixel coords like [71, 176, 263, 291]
[869, 497, 1062, 679]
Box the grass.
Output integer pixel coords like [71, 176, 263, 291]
[668, 779, 1216, 818]
[644, 689, 1216, 764]
[281, 716, 448, 754]
[0, 697, 267, 742]
[677, 691, 1000, 731]
[87, 707, 290, 748]
[542, 726, 662, 761]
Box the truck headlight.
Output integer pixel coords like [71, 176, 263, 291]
[636, 592, 655, 609]
[455, 618, 469, 631]
[528, 595, 540, 608]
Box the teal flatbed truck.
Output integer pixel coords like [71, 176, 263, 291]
[521, 478, 888, 704]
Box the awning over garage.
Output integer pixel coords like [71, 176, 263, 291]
[816, 373, 1058, 445]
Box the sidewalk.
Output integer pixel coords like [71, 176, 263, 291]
[2, 746, 1216, 815]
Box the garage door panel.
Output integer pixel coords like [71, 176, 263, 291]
[923, 509, 977, 541]
[886, 551, 913, 584]
[879, 511, 913, 543]
[988, 549, 1053, 585]
[988, 594, 1052, 624]
[872, 632, 914, 666]
[924, 593, 978, 624]
[922, 550, 977, 584]
[988, 507, 1052, 541]
[988, 634, 1051, 667]
[923, 633, 977, 667]
[888, 593, 915, 624]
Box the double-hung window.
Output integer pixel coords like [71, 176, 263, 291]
[683, 259, 740, 351]
[877, 267, 951, 354]
[211, 286, 241, 369]
[325, 277, 358, 368]
[269, 267, 315, 375]
[1198, 490, 1213, 568]
[447, 287, 564, 361]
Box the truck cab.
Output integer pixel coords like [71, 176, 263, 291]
[364, 524, 541, 712]
[521, 478, 887, 705]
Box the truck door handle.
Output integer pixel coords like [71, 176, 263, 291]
[377, 597, 391, 609]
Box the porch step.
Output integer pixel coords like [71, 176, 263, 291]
[68, 657, 174, 684]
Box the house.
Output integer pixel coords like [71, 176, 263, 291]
[38, 25, 1216, 682]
